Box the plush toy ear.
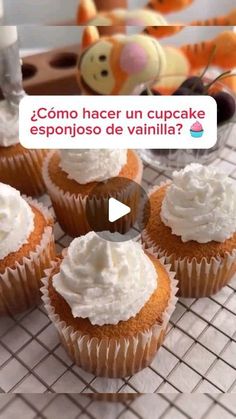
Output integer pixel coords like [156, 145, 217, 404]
[81, 26, 100, 51]
[77, 0, 97, 24]
[149, 0, 193, 14]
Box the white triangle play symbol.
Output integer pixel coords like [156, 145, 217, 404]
[108, 198, 131, 223]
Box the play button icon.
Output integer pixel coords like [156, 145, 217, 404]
[108, 198, 131, 223]
[85, 176, 150, 242]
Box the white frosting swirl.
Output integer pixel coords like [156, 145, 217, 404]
[161, 163, 236, 243]
[60, 149, 127, 184]
[53, 231, 157, 325]
[0, 101, 19, 147]
[0, 183, 34, 259]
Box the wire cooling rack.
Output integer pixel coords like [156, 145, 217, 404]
[0, 126, 236, 416]
[1, 393, 236, 418]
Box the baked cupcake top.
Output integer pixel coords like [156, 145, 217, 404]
[161, 163, 236, 244]
[53, 231, 157, 326]
[0, 182, 34, 259]
[0, 101, 19, 147]
[60, 149, 127, 184]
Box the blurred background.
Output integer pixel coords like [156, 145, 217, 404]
[2, 0, 235, 24]
[14, 26, 234, 52]
[0, 0, 235, 49]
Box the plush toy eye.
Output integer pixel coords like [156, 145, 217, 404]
[101, 70, 108, 77]
[99, 55, 107, 62]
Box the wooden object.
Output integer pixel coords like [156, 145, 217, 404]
[20, 45, 80, 96]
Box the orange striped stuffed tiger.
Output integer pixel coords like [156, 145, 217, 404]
[148, 0, 193, 14]
[77, 0, 236, 37]
[77, 0, 169, 28]
[77, 26, 236, 95]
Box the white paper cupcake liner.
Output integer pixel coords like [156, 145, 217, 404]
[142, 184, 236, 298]
[0, 197, 55, 315]
[41, 256, 178, 378]
[42, 151, 143, 237]
[0, 148, 48, 196]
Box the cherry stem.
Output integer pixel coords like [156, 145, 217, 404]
[147, 87, 153, 96]
[199, 45, 217, 80]
[204, 70, 232, 93]
[214, 72, 236, 81]
[191, 45, 217, 92]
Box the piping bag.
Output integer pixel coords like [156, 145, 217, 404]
[0, 25, 25, 145]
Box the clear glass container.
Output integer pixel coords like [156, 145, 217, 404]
[139, 77, 236, 171]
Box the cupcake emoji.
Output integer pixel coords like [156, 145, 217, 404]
[190, 121, 204, 138]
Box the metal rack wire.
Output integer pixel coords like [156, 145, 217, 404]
[0, 127, 236, 417]
[1, 393, 236, 418]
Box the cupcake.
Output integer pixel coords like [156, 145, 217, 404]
[190, 121, 204, 138]
[41, 231, 177, 378]
[43, 149, 143, 237]
[0, 182, 56, 315]
[142, 163, 236, 298]
[0, 100, 48, 197]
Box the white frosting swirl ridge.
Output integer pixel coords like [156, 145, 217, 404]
[53, 231, 157, 325]
[60, 149, 127, 184]
[161, 163, 236, 243]
[0, 183, 34, 259]
[0, 101, 19, 147]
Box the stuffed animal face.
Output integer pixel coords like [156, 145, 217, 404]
[80, 40, 116, 95]
[78, 29, 166, 95]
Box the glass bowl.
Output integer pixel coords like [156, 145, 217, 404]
[139, 77, 236, 171]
